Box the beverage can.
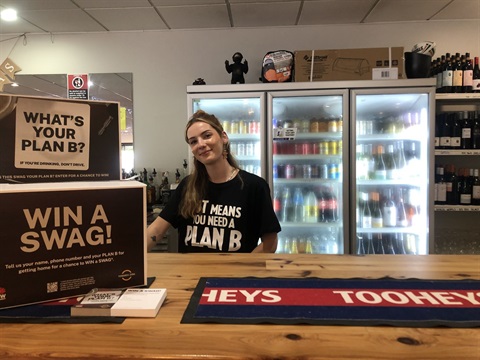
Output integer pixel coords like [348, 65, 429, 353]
[329, 140, 338, 155]
[310, 119, 319, 132]
[312, 142, 319, 154]
[277, 164, 285, 178]
[222, 120, 231, 133]
[328, 120, 338, 132]
[246, 142, 254, 156]
[328, 163, 337, 179]
[231, 120, 239, 134]
[230, 142, 238, 155]
[303, 164, 312, 179]
[237, 143, 245, 156]
[248, 121, 257, 134]
[239, 120, 247, 134]
[311, 164, 319, 178]
[301, 119, 310, 133]
[302, 142, 312, 155]
[295, 164, 303, 178]
[319, 164, 328, 179]
[285, 164, 295, 179]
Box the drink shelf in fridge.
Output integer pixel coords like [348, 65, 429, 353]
[229, 134, 260, 140]
[294, 132, 342, 140]
[274, 154, 342, 161]
[281, 222, 342, 228]
[356, 179, 422, 186]
[434, 149, 480, 156]
[356, 227, 423, 234]
[434, 205, 480, 211]
[357, 133, 423, 142]
[275, 179, 342, 185]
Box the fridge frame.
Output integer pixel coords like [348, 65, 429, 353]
[186, 79, 436, 254]
[349, 84, 436, 255]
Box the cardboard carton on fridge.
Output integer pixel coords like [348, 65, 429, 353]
[294, 47, 404, 82]
[0, 180, 147, 309]
[0, 93, 121, 184]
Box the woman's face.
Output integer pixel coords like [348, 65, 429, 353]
[186, 121, 227, 166]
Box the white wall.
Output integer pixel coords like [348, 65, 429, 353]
[0, 20, 478, 178]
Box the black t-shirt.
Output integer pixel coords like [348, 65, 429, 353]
[160, 170, 281, 252]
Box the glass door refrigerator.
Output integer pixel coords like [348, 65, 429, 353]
[267, 90, 348, 255]
[350, 86, 435, 255]
[187, 92, 266, 178]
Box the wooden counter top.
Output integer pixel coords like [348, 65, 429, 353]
[1, 253, 479, 360]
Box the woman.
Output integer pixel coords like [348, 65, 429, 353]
[147, 110, 281, 253]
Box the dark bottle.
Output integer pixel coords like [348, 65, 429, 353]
[437, 55, 445, 93]
[439, 113, 452, 149]
[473, 57, 480, 93]
[434, 117, 440, 148]
[394, 233, 407, 255]
[459, 168, 472, 205]
[472, 169, 480, 206]
[383, 234, 396, 255]
[472, 56, 480, 92]
[463, 52, 473, 93]
[324, 187, 338, 222]
[461, 111, 472, 149]
[442, 53, 453, 93]
[450, 112, 462, 149]
[445, 164, 459, 205]
[452, 53, 463, 93]
[372, 233, 385, 254]
[472, 111, 480, 149]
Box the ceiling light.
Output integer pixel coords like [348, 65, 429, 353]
[1, 8, 17, 21]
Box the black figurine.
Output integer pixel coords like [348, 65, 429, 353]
[225, 52, 248, 84]
[192, 78, 206, 85]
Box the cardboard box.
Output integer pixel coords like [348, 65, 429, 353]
[0, 94, 121, 184]
[0, 180, 146, 309]
[294, 47, 404, 82]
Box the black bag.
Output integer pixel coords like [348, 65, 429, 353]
[259, 50, 294, 83]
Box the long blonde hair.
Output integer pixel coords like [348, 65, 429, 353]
[180, 110, 240, 218]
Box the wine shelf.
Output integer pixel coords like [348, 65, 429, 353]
[434, 205, 480, 211]
[435, 149, 480, 156]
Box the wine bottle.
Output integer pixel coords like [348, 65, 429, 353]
[407, 188, 421, 227]
[452, 53, 463, 93]
[383, 234, 396, 255]
[361, 192, 372, 229]
[395, 141, 407, 178]
[385, 144, 397, 180]
[461, 111, 472, 149]
[374, 145, 387, 180]
[396, 188, 408, 227]
[463, 52, 473, 93]
[445, 164, 459, 205]
[372, 233, 385, 254]
[472, 169, 480, 206]
[435, 57, 443, 93]
[439, 113, 452, 149]
[459, 168, 472, 205]
[383, 188, 397, 227]
[472, 111, 480, 149]
[442, 53, 453, 93]
[371, 192, 383, 228]
[435, 165, 447, 205]
[473, 57, 480, 93]
[450, 112, 462, 149]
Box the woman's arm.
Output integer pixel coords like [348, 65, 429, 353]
[252, 232, 278, 253]
[146, 216, 172, 252]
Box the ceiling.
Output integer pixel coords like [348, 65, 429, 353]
[0, 0, 477, 35]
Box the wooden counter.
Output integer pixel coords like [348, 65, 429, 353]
[1, 254, 479, 360]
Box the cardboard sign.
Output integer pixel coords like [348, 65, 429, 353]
[0, 94, 121, 183]
[0, 180, 146, 309]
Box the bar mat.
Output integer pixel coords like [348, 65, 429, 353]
[181, 277, 480, 327]
[0, 276, 155, 324]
